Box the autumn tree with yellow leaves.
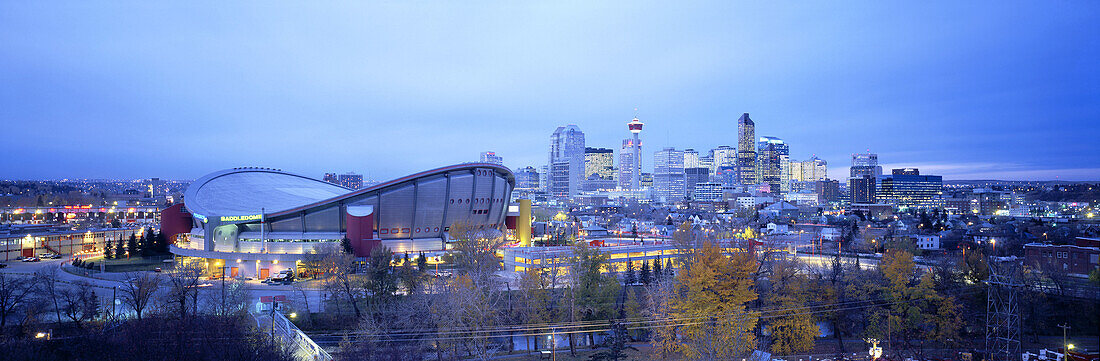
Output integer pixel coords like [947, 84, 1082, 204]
[659, 241, 759, 360]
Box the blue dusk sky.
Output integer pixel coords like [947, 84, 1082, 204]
[1, 1, 1098, 181]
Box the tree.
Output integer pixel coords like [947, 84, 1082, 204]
[115, 237, 125, 259]
[639, 259, 652, 286]
[126, 234, 139, 257]
[767, 261, 819, 355]
[588, 321, 637, 361]
[622, 259, 636, 286]
[569, 244, 621, 350]
[416, 252, 428, 273]
[121, 272, 161, 320]
[364, 246, 397, 307]
[104, 237, 115, 259]
[448, 221, 507, 280]
[652, 258, 663, 282]
[321, 250, 364, 319]
[666, 241, 758, 360]
[0, 273, 36, 334]
[870, 249, 961, 357]
[35, 268, 64, 324]
[518, 267, 551, 353]
[163, 258, 206, 319]
[59, 281, 99, 329]
[341, 236, 354, 254]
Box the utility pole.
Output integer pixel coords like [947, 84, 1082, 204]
[1057, 324, 1070, 353]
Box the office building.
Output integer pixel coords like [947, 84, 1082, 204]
[479, 151, 503, 165]
[683, 149, 701, 168]
[584, 147, 615, 191]
[756, 136, 789, 193]
[849, 175, 877, 204]
[337, 172, 364, 190]
[515, 166, 540, 192]
[736, 113, 757, 185]
[850, 152, 882, 179]
[653, 147, 686, 202]
[878, 168, 943, 210]
[684, 167, 711, 196]
[816, 179, 840, 203]
[548, 125, 586, 198]
[692, 182, 725, 202]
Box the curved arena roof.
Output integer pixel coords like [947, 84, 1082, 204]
[184, 163, 514, 219]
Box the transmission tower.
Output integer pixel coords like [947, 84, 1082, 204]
[985, 259, 1021, 361]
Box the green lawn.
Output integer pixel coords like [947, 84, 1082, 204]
[100, 254, 173, 272]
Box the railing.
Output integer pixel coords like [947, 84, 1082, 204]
[268, 310, 332, 361]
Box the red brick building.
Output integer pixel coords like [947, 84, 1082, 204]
[1023, 237, 1100, 275]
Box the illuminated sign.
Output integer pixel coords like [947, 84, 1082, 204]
[192, 213, 208, 222]
[219, 214, 262, 222]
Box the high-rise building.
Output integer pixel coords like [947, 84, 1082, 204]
[323, 173, 338, 184]
[692, 182, 725, 202]
[789, 161, 805, 182]
[337, 172, 364, 189]
[878, 168, 943, 210]
[479, 151, 503, 165]
[515, 166, 540, 192]
[816, 179, 840, 203]
[850, 152, 882, 179]
[756, 136, 789, 193]
[683, 149, 701, 168]
[849, 175, 877, 204]
[684, 167, 711, 197]
[640, 172, 653, 188]
[736, 113, 757, 185]
[653, 147, 686, 202]
[584, 147, 616, 191]
[619, 117, 644, 196]
[548, 125, 586, 198]
[806, 156, 827, 181]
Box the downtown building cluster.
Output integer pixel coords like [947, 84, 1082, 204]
[500, 113, 851, 211]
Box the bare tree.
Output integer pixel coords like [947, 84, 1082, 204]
[163, 258, 206, 319]
[59, 280, 99, 329]
[35, 268, 64, 324]
[0, 273, 36, 334]
[321, 250, 364, 319]
[121, 272, 161, 320]
[204, 278, 251, 316]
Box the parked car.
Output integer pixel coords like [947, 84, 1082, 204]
[153, 267, 163, 272]
[22, 257, 40, 262]
[0, 263, 8, 269]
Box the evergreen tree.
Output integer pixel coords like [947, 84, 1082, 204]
[341, 236, 354, 254]
[639, 259, 652, 286]
[652, 258, 662, 282]
[126, 234, 138, 257]
[115, 237, 125, 259]
[623, 260, 636, 286]
[104, 238, 115, 259]
[416, 252, 428, 272]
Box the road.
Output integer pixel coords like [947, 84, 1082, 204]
[0, 258, 326, 318]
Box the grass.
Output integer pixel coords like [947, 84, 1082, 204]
[100, 254, 173, 272]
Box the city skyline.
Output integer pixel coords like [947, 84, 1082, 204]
[2, 2, 1098, 181]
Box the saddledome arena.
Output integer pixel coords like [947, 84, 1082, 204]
[163, 163, 514, 279]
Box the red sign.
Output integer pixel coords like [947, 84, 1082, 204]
[273, 295, 286, 302]
[260, 296, 272, 303]
[260, 295, 287, 303]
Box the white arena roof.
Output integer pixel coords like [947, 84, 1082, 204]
[184, 167, 349, 218]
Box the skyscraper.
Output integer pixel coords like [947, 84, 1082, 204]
[515, 166, 540, 192]
[653, 147, 686, 202]
[619, 117, 644, 197]
[849, 152, 882, 204]
[684, 167, 711, 196]
[756, 136, 789, 193]
[548, 125, 586, 198]
[584, 147, 616, 191]
[683, 149, 701, 168]
[850, 152, 882, 179]
[479, 151, 503, 165]
[804, 156, 827, 181]
[736, 113, 757, 185]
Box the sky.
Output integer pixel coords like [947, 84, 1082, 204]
[1, 1, 1098, 182]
